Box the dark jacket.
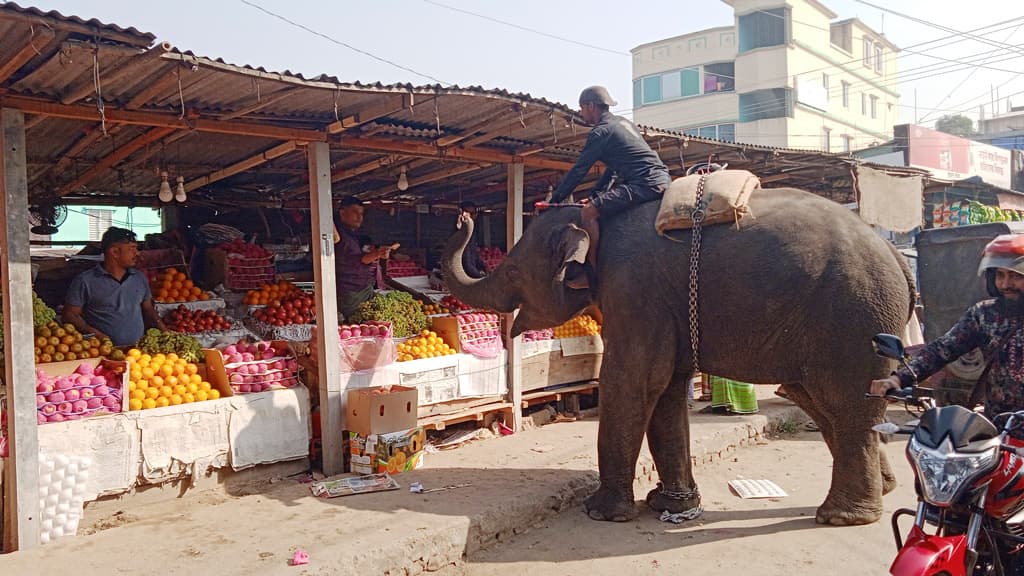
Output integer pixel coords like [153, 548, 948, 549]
[896, 299, 1024, 421]
[551, 111, 671, 203]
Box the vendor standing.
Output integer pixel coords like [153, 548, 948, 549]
[63, 227, 166, 346]
[333, 197, 396, 319]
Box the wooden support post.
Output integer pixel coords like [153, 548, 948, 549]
[1, 109, 40, 551]
[307, 141, 344, 476]
[504, 162, 525, 432]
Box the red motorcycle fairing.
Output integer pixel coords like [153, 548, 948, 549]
[891, 526, 968, 576]
[986, 438, 1024, 520]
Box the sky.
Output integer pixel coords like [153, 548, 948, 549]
[16, 0, 1024, 131]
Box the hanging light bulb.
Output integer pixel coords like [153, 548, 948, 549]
[174, 175, 187, 203]
[396, 165, 409, 191]
[158, 170, 173, 203]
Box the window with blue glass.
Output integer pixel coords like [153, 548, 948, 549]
[738, 8, 788, 52]
[679, 123, 735, 141]
[739, 89, 792, 122]
[642, 76, 661, 105]
[633, 63, 732, 107]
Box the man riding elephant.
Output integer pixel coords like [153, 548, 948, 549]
[549, 86, 672, 288]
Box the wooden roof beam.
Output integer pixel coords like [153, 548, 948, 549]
[184, 140, 298, 192]
[0, 27, 56, 84]
[435, 108, 518, 148]
[362, 162, 492, 200]
[217, 88, 300, 121]
[125, 66, 183, 110]
[459, 109, 547, 149]
[58, 126, 177, 196]
[0, 95, 328, 142]
[327, 94, 413, 134]
[60, 42, 174, 105]
[338, 135, 575, 171]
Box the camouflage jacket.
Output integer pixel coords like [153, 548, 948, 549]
[896, 299, 1024, 420]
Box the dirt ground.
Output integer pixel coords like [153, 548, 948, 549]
[439, 430, 914, 576]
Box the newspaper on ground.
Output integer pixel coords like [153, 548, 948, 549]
[310, 473, 400, 498]
[728, 478, 788, 499]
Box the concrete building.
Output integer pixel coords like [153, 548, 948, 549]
[631, 0, 899, 151]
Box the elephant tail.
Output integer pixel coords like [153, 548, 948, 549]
[887, 241, 918, 322]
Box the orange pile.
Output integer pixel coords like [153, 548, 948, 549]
[125, 348, 221, 410]
[243, 280, 302, 306]
[152, 269, 207, 303]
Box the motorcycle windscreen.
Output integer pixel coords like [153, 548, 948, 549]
[915, 405, 998, 450]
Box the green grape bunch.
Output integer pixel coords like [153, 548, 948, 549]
[136, 328, 202, 363]
[32, 291, 57, 327]
[350, 291, 427, 338]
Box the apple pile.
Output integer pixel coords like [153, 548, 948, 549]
[522, 329, 554, 342]
[220, 340, 300, 394]
[251, 292, 315, 327]
[163, 305, 233, 334]
[36, 362, 123, 423]
[480, 246, 505, 272]
[218, 239, 276, 290]
[339, 322, 392, 340]
[386, 260, 428, 278]
[441, 295, 472, 313]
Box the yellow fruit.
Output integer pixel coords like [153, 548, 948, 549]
[156, 397, 170, 408]
[207, 389, 220, 400]
[137, 380, 150, 391]
[159, 386, 174, 398]
[130, 368, 142, 381]
[142, 398, 157, 410]
[159, 364, 174, 378]
[183, 393, 195, 404]
[170, 394, 183, 406]
[189, 374, 202, 386]
[130, 389, 146, 401]
[153, 353, 166, 364]
[199, 381, 212, 391]
[173, 385, 187, 396]
[186, 382, 199, 394]
[185, 364, 199, 376]
[145, 387, 160, 400]
[195, 390, 209, 402]
[128, 349, 142, 359]
[166, 375, 179, 387]
[139, 354, 151, 364]
[127, 381, 137, 392]
[166, 353, 179, 362]
[129, 398, 143, 411]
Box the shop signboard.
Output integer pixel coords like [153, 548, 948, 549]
[900, 124, 1012, 189]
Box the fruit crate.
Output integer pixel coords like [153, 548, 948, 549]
[430, 312, 504, 358]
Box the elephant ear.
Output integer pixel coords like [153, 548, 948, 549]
[553, 223, 590, 285]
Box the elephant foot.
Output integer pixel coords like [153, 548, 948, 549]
[815, 497, 882, 526]
[645, 483, 702, 514]
[583, 487, 637, 522]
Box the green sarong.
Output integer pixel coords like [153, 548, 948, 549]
[708, 375, 759, 414]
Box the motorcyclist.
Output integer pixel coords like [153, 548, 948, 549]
[871, 234, 1024, 422]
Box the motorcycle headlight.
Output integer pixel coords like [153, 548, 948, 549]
[907, 436, 998, 507]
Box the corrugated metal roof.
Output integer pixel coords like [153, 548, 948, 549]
[0, 3, 931, 211]
[0, 2, 155, 45]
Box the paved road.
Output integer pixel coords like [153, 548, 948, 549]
[441, 430, 913, 576]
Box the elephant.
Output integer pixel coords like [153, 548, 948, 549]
[441, 187, 915, 526]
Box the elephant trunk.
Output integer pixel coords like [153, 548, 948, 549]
[441, 216, 518, 313]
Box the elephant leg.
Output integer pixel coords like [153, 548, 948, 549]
[785, 378, 887, 524]
[644, 372, 701, 515]
[584, 340, 673, 522]
[794, 373, 884, 524]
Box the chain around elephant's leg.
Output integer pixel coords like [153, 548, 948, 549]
[644, 371, 701, 518]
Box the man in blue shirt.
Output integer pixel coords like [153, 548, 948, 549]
[550, 86, 672, 288]
[64, 227, 166, 346]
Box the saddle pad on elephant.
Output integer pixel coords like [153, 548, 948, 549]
[655, 169, 760, 235]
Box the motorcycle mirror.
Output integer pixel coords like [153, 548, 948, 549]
[872, 333, 906, 360]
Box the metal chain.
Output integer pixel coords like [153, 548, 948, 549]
[688, 174, 707, 375]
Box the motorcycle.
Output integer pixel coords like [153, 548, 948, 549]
[870, 333, 1024, 576]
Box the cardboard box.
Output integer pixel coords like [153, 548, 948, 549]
[348, 427, 425, 475]
[346, 385, 418, 436]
